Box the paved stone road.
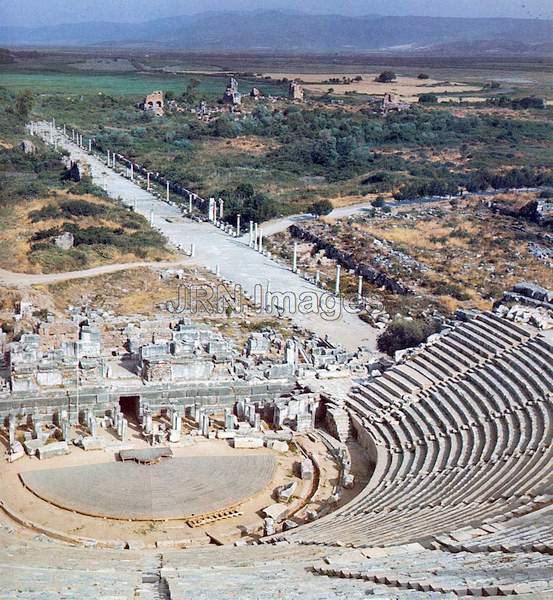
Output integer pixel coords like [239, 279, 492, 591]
[30, 122, 378, 351]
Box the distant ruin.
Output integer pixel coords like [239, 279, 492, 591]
[380, 92, 411, 114]
[140, 90, 164, 116]
[288, 80, 304, 102]
[222, 76, 242, 106]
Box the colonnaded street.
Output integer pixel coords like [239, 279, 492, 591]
[33, 122, 378, 351]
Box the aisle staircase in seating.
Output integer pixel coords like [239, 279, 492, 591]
[135, 555, 171, 600]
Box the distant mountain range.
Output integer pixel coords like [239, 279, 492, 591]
[0, 11, 552, 54]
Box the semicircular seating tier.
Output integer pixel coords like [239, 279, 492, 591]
[2, 309, 553, 598]
[2, 518, 553, 598]
[281, 311, 553, 548]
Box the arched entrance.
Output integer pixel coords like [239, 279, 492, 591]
[118, 395, 140, 422]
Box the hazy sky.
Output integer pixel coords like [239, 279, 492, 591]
[1, 0, 552, 27]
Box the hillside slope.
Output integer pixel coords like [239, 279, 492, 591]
[0, 11, 552, 53]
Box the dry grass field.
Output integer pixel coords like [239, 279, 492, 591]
[201, 136, 281, 157]
[0, 192, 174, 274]
[358, 200, 553, 309]
[268, 196, 553, 318]
[266, 72, 483, 100]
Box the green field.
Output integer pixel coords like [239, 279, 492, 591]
[0, 71, 286, 98]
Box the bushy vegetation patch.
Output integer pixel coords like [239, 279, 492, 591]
[377, 317, 441, 355]
[215, 183, 279, 223]
[24, 79, 553, 218]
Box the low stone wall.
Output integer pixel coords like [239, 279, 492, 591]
[288, 225, 410, 295]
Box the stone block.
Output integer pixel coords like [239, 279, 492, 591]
[300, 458, 314, 480]
[263, 503, 288, 521]
[81, 436, 105, 451]
[156, 539, 179, 549]
[276, 481, 297, 503]
[7, 450, 25, 463]
[54, 232, 74, 250]
[267, 440, 289, 453]
[342, 473, 355, 489]
[263, 517, 275, 536]
[169, 430, 181, 443]
[267, 363, 294, 379]
[263, 430, 293, 442]
[37, 441, 70, 460]
[23, 438, 44, 456]
[233, 437, 264, 449]
[306, 509, 318, 521]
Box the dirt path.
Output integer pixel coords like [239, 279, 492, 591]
[0, 259, 189, 288]
[259, 203, 375, 237]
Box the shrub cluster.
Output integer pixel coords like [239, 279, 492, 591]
[377, 318, 441, 355]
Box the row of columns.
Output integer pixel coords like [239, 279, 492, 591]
[248, 220, 264, 252]
[206, 199, 246, 241]
[106, 149, 117, 169]
[34, 118, 96, 159]
[50, 120, 95, 155]
[104, 149, 173, 205]
[48, 120, 365, 304]
[208, 197, 224, 222]
[291, 240, 364, 301]
[45, 120, 366, 303]
[43, 121, 204, 221]
[39, 121, 192, 243]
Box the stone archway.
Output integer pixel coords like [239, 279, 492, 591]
[118, 395, 140, 422]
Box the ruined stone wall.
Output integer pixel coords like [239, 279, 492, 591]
[288, 224, 411, 295]
[0, 380, 295, 422]
[142, 91, 164, 116]
[289, 81, 304, 101]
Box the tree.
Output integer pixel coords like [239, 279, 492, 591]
[210, 115, 238, 138]
[419, 93, 438, 104]
[371, 197, 386, 208]
[181, 78, 201, 103]
[216, 183, 278, 224]
[377, 318, 441, 356]
[236, 182, 255, 199]
[512, 97, 545, 110]
[311, 131, 338, 167]
[15, 89, 34, 119]
[375, 71, 396, 83]
[308, 199, 333, 216]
